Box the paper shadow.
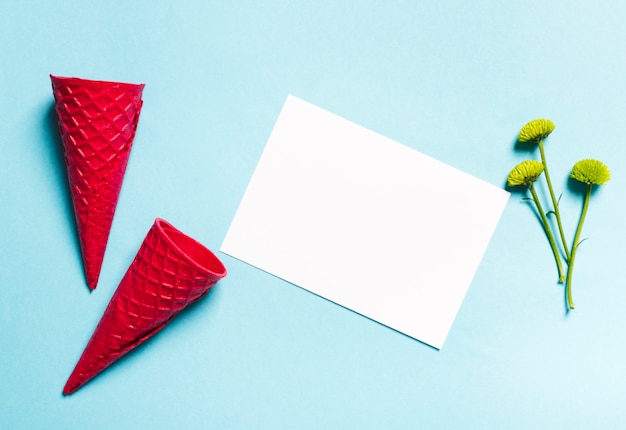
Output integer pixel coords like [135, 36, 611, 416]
[43, 103, 84, 288]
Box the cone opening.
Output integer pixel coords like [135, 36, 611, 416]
[50, 74, 145, 92]
[155, 219, 227, 278]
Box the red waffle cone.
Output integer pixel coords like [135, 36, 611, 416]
[63, 218, 227, 395]
[50, 75, 145, 290]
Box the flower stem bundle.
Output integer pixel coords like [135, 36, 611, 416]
[507, 120, 610, 310]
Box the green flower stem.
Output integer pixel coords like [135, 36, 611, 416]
[529, 184, 566, 283]
[538, 139, 571, 261]
[566, 184, 591, 310]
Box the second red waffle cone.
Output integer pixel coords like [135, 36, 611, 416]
[63, 218, 227, 395]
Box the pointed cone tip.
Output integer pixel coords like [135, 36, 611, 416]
[62, 377, 80, 396]
[84, 260, 101, 290]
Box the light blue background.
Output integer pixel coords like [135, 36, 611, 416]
[2, 1, 625, 428]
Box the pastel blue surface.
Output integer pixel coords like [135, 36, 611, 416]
[2, 1, 626, 428]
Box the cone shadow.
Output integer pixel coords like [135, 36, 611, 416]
[44, 103, 85, 288]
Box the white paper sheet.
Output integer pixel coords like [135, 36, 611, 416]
[221, 95, 509, 349]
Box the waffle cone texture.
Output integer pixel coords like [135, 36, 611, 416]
[63, 218, 227, 395]
[51, 75, 145, 290]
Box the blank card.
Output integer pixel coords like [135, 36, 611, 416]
[221, 95, 509, 349]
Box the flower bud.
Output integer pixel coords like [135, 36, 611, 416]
[518, 119, 555, 143]
[570, 159, 611, 185]
[507, 160, 545, 187]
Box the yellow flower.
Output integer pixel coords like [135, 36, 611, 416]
[507, 160, 545, 187]
[570, 159, 611, 185]
[518, 119, 555, 143]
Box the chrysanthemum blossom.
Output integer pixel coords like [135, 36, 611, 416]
[570, 159, 611, 185]
[518, 119, 555, 143]
[507, 160, 545, 187]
